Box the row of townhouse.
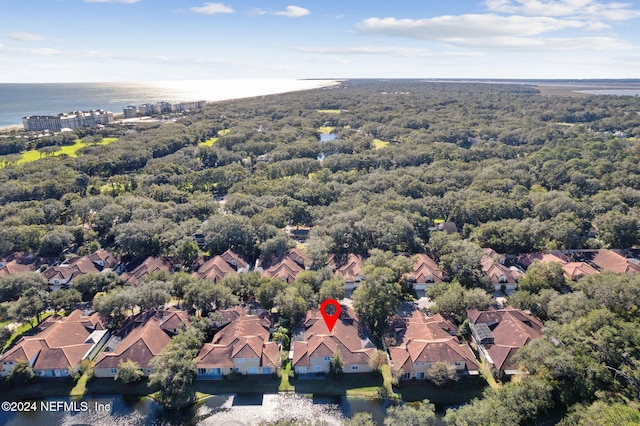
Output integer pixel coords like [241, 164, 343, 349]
[0, 303, 545, 382]
[2, 246, 638, 295]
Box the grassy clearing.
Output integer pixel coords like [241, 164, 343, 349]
[372, 139, 390, 150]
[3, 312, 54, 352]
[479, 360, 501, 390]
[317, 109, 341, 114]
[291, 373, 384, 397]
[70, 369, 92, 399]
[10, 137, 118, 165]
[318, 126, 335, 134]
[279, 361, 295, 392]
[200, 129, 230, 147]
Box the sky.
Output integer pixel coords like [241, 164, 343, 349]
[1, 0, 639, 82]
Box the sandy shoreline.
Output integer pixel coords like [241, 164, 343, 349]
[0, 125, 22, 133]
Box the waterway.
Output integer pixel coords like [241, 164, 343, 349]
[0, 394, 391, 426]
[0, 79, 340, 128]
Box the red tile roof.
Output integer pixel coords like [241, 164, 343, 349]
[261, 249, 308, 283]
[388, 310, 478, 374]
[561, 262, 599, 281]
[292, 308, 376, 368]
[0, 252, 53, 277]
[468, 307, 543, 372]
[0, 310, 104, 372]
[120, 257, 172, 285]
[589, 250, 640, 274]
[41, 250, 119, 284]
[196, 315, 278, 369]
[94, 310, 187, 370]
[405, 254, 445, 284]
[193, 250, 249, 282]
[327, 254, 365, 283]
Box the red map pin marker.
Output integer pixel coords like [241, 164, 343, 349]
[320, 299, 342, 333]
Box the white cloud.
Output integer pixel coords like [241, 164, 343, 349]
[484, 0, 640, 20]
[357, 14, 588, 41]
[448, 35, 634, 50]
[273, 5, 310, 18]
[294, 45, 485, 58]
[84, 0, 141, 3]
[2, 47, 62, 56]
[10, 32, 45, 42]
[189, 2, 234, 15]
[250, 8, 269, 16]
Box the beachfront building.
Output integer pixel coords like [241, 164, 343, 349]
[22, 109, 114, 131]
[122, 100, 206, 118]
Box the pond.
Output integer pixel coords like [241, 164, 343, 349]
[319, 133, 337, 142]
[0, 394, 391, 426]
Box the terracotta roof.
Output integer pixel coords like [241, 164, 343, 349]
[405, 254, 445, 284]
[589, 250, 640, 274]
[120, 257, 172, 285]
[388, 310, 478, 374]
[327, 254, 365, 283]
[219, 250, 249, 270]
[517, 252, 569, 268]
[0, 310, 104, 372]
[94, 310, 187, 369]
[292, 308, 375, 368]
[41, 250, 119, 283]
[481, 255, 521, 285]
[193, 250, 249, 282]
[561, 262, 599, 281]
[468, 307, 543, 372]
[159, 310, 190, 334]
[261, 249, 307, 283]
[196, 314, 277, 370]
[87, 249, 119, 269]
[0, 252, 53, 277]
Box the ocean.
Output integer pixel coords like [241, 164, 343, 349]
[0, 79, 340, 128]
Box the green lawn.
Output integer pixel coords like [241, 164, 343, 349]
[291, 373, 384, 397]
[279, 361, 294, 391]
[8, 137, 118, 166]
[3, 312, 54, 352]
[372, 139, 390, 150]
[70, 369, 92, 399]
[199, 129, 230, 147]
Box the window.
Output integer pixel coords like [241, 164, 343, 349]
[402, 372, 411, 380]
[454, 361, 462, 366]
[110, 368, 117, 374]
[263, 367, 272, 375]
[324, 356, 331, 361]
[313, 365, 321, 372]
[198, 368, 207, 375]
[351, 365, 358, 370]
[237, 358, 244, 363]
[417, 372, 425, 379]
